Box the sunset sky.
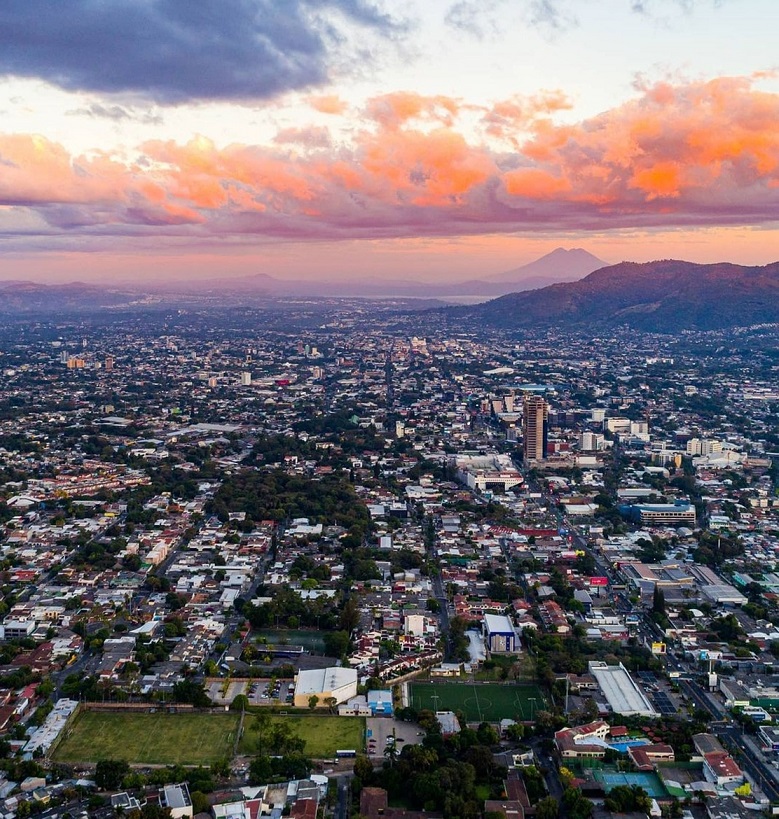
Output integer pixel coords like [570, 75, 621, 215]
[1, 0, 778, 283]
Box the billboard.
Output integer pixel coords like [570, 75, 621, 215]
[651, 642, 667, 654]
[589, 576, 609, 587]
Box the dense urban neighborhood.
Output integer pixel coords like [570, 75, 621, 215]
[0, 303, 777, 819]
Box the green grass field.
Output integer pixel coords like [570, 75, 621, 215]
[53, 711, 240, 765]
[409, 682, 545, 722]
[239, 715, 365, 759]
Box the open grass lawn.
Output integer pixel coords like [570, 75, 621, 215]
[239, 715, 365, 759]
[409, 682, 546, 722]
[53, 711, 240, 766]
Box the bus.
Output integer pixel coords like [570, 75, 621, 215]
[336, 750, 357, 758]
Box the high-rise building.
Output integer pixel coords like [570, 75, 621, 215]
[240, 371, 252, 386]
[523, 395, 548, 461]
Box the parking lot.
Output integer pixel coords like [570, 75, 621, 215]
[365, 718, 422, 759]
[206, 678, 295, 706]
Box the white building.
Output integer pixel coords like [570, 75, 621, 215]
[686, 438, 722, 456]
[589, 661, 656, 717]
[293, 667, 358, 708]
[579, 432, 605, 451]
[404, 613, 427, 637]
[452, 453, 523, 493]
[161, 784, 193, 819]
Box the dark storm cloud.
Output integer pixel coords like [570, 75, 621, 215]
[0, 0, 397, 103]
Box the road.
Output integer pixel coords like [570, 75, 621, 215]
[678, 675, 779, 801]
[539, 477, 779, 806]
[425, 516, 452, 656]
[335, 775, 351, 819]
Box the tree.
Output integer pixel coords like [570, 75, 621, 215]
[536, 796, 559, 819]
[353, 754, 374, 782]
[128, 806, 173, 819]
[605, 785, 652, 815]
[653, 585, 666, 615]
[308, 694, 319, 710]
[94, 758, 130, 790]
[230, 694, 249, 712]
[249, 754, 272, 785]
[564, 787, 594, 819]
[172, 679, 211, 707]
[323, 630, 350, 659]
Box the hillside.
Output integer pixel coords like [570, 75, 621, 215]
[454, 259, 779, 331]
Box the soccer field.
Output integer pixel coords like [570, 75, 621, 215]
[53, 710, 240, 765]
[409, 682, 545, 723]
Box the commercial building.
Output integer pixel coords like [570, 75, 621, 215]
[452, 453, 523, 493]
[588, 661, 657, 717]
[686, 438, 722, 456]
[758, 725, 779, 753]
[484, 613, 519, 654]
[522, 395, 548, 461]
[579, 432, 605, 451]
[703, 751, 744, 786]
[293, 667, 358, 708]
[619, 501, 697, 526]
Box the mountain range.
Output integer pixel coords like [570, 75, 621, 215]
[142, 247, 605, 299]
[454, 259, 779, 332]
[1, 255, 778, 332]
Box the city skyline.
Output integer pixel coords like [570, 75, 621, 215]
[1, 1, 779, 282]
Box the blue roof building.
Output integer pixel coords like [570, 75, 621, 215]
[367, 690, 394, 716]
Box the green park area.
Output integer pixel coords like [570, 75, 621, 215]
[409, 682, 545, 722]
[239, 714, 365, 759]
[54, 709, 365, 765]
[54, 710, 240, 766]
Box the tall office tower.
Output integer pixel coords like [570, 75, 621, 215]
[241, 371, 252, 386]
[523, 395, 548, 461]
[104, 356, 114, 371]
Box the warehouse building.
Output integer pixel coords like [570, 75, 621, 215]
[589, 661, 656, 717]
[293, 667, 358, 708]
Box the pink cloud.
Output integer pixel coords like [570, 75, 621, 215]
[0, 76, 778, 249]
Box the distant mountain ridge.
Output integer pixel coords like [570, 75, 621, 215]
[485, 247, 605, 284]
[0, 248, 605, 302]
[0, 280, 133, 311]
[454, 259, 779, 331]
[145, 247, 605, 298]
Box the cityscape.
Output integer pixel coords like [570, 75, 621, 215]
[0, 305, 776, 818]
[1, 2, 779, 819]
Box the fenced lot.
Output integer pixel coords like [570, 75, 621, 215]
[409, 682, 546, 723]
[238, 715, 365, 759]
[53, 710, 240, 765]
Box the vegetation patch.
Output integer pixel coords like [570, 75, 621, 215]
[53, 710, 240, 765]
[238, 714, 365, 759]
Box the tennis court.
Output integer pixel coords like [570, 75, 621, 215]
[409, 682, 545, 723]
[594, 770, 667, 798]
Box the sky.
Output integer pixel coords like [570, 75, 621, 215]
[1, 0, 778, 284]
